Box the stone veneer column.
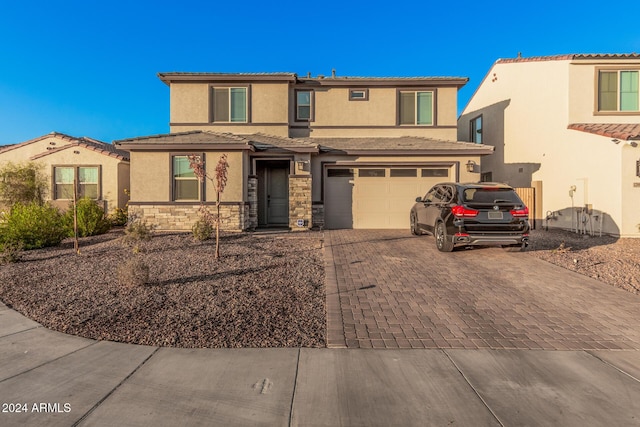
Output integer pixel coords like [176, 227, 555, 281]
[288, 175, 312, 231]
[248, 175, 258, 230]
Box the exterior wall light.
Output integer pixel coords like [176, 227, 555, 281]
[466, 160, 476, 173]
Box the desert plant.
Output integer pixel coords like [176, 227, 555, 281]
[108, 188, 130, 226]
[188, 154, 229, 258]
[121, 214, 155, 253]
[0, 240, 24, 264]
[69, 198, 111, 237]
[117, 257, 150, 287]
[109, 207, 128, 226]
[1, 202, 68, 250]
[0, 162, 47, 206]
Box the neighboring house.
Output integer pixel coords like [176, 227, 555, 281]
[115, 72, 493, 231]
[458, 54, 640, 237]
[0, 132, 130, 212]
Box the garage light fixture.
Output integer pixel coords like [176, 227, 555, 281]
[466, 160, 476, 173]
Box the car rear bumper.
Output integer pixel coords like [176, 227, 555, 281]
[452, 232, 529, 247]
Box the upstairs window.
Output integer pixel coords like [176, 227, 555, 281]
[296, 90, 313, 121]
[598, 70, 639, 112]
[349, 89, 369, 101]
[213, 87, 247, 122]
[399, 91, 433, 125]
[470, 115, 483, 144]
[172, 156, 200, 201]
[54, 166, 100, 200]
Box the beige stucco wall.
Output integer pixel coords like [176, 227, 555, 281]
[169, 82, 290, 136]
[459, 59, 640, 236]
[568, 58, 640, 124]
[129, 150, 246, 203]
[304, 86, 458, 140]
[621, 146, 640, 236]
[0, 136, 128, 212]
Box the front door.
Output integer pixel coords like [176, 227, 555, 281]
[267, 167, 288, 225]
[257, 161, 289, 227]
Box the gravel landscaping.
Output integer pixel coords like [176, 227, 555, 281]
[527, 228, 640, 294]
[0, 226, 637, 349]
[0, 230, 326, 348]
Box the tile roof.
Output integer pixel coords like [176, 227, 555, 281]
[0, 132, 129, 161]
[114, 131, 492, 155]
[497, 53, 640, 64]
[305, 136, 493, 154]
[115, 131, 251, 145]
[568, 123, 640, 141]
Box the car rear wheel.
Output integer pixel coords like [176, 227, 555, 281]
[410, 213, 420, 235]
[435, 222, 454, 252]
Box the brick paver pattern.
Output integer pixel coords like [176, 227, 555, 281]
[325, 230, 640, 350]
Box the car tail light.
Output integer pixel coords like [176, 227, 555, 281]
[451, 205, 479, 217]
[510, 206, 529, 217]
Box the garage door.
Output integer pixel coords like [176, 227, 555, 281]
[325, 166, 450, 229]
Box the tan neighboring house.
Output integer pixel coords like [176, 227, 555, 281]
[115, 72, 493, 231]
[458, 54, 640, 237]
[0, 132, 130, 212]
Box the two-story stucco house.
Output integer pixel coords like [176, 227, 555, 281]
[458, 54, 640, 237]
[116, 71, 493, 231]
[0, 132, 130, 212]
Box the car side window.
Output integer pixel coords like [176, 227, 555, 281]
[438, 186, 454, 203]
[423, 187, 438, 203]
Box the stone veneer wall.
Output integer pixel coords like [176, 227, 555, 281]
[312, 203, 324, 230]
[288, 175, 312, 231]
[247, 176, 258, 230]
[129, 203, 249, 231]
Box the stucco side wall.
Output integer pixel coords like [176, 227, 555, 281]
[129, 151, 246, 203]
[0, 135, 71, 161]
[621, 146, 640, 237]
[170, 83, 209, 123]
[536, 130, 624, 235]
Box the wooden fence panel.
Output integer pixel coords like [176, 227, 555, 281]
[515, 187, 535, 229]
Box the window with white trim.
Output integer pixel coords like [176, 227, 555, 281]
[399, 91, 434, 125]
[213, 87, 247, 122]
[598, 70, 639, 112]
[296, 90, 312, 121]
[172, 156, 200, 201]
[470, 115, 483, 143]
[54, 166, 100, 200]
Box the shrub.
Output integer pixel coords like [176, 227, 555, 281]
[1, 202, 68, 250]
[109, 207, 128, 226]
[192, 218, 214, 241]
[0, 162, 47, 206]
[122, 215, 155, 252]
[0, 240, 24, 264]
[117, 257, 150, 287]
[68, 198, 111, 237]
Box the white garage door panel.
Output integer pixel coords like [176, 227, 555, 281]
[325, 167, 450, 229]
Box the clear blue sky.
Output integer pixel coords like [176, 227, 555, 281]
[1, 0, 638, 146]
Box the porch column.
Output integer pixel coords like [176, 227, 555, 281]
[288, 175, 312, 231]
[248, 175, 258, 230]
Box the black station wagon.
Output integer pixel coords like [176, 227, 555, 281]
[410, 182, 530, 252]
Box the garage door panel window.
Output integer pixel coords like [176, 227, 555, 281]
[390, 168, 417, 177]
[421, 168, 449, 177]
[327, 168, 354, 178]
[359, 169, 386, 177]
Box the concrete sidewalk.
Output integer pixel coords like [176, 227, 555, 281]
[1, 303, 640, 426]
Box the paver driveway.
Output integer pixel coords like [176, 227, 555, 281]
[325, 230, 640, 350]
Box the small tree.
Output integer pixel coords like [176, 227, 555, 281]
[0, 162, 47, 206]
[188, 154, 229, 259]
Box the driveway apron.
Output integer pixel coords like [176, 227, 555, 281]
[324, 229, 640, 350]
